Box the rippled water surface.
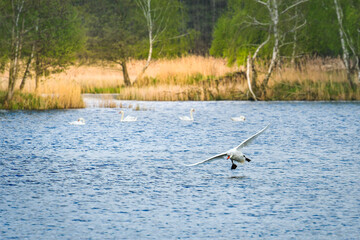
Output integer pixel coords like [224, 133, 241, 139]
[1, 97, 360, 239]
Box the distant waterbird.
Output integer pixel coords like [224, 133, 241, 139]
[119, 111, 137, 122]
[185, 124, 269, 170]
[179, 108, 195, 121]
[69, 118, 85, 125]
[231, 116, 246, 121]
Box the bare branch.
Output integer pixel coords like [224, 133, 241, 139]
[281, 14, 299, 23]
[290, 19, 306, 33]
[255, 0, 271, 11]
[279, 41, 295, 48]
[246, 15, 270, 26]
[254, 0, 268, 7]
[167, 33, 190, 40]
[281, 0, 308, 15]
[253, 34, 270, 60]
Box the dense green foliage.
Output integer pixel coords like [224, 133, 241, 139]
[211, 0, 360, 64]
[1, 0, 359, 69]
[0, 0, 85, 101]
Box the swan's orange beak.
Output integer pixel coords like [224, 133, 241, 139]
[227, 155, 230, 159]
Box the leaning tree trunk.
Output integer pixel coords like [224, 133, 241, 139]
[34, 53, 42, 92]
[246, 54, 258, 101]
[134, 0, 154, 85]
[20, 42, 35, 91]
[134, 20, 153, 84]
[20, 22, 38, 91]
[121, 61, 131, 86]
[251, 34, 270, 99]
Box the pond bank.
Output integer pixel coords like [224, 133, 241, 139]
[1, 80, 359, 110]
[1, 56, 360, 110]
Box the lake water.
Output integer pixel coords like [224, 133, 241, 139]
[1, 96, 360, 239]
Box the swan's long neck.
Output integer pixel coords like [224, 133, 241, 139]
[120, 112, 124, 121]
[190, 110, 193, 120]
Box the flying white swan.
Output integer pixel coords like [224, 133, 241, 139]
[231, 116, 246, 121]
[69, 118, 85, 125]
[119, 111, 137, 122]
[179, 108, 195, 121]
[185, 124, 269, 170]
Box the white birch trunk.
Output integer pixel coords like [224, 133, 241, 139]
[6, 0, 25, 102]
[262, 0, 279, 91]
[246, 55, 257, 101]
[143, 0, 153, 75]
[135, 0, 155, 84]
[291, 9, 298, 66]
[135, 0, 173, 84]
[334, 0, 354, 87]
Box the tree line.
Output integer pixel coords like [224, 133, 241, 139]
[0, 0, 359, 102]
[211, 0, 360, 98]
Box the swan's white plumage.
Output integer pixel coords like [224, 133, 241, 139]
[185, 124, 269, 167]
[119, 111, 137, 122]
[179, 108, 195, 121]
[69, 118, 85, 125]
[231, 116, 246, 121]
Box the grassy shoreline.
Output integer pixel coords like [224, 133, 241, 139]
[0, 91, 85, 110]
[1, 56, 359, 110]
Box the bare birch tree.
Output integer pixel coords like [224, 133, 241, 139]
[241, 0, 308, 98]
[333, 0, 359, 87]
[135, 0, 170, 82]
[253, 0, 308, 95]
[246, 34, 270, 101]
[6, 0, 25, 102]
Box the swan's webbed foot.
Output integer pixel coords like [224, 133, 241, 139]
[231, 163, 237, 170]
[245, 157, 251, 162]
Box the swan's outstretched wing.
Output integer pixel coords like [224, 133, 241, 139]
[185, 152, 227, 166]
[235, 124, 270, 150]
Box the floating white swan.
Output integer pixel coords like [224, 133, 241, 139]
[119, 111, 137, 122]
[69, 118, 85, 125]
[179, 108, 195, 121]
[185, 124, 269, 170]
[231, 116, 246, 121]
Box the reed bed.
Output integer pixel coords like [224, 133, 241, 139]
[0, 74, 84, 109]
[37, 78, 85, 108]
[51, 56, 238, 92]
[114, 57, 359, 101]
[265, 57, 360, 100]
[0, 56, 359, 109]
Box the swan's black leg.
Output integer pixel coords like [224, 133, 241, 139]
[245, 156, 251, 162]
[231, 160, 237, 170]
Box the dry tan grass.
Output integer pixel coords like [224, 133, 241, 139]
[0, 72, 84, 108]
[269, 57, 348, 86]
[37, 78, 85, 108]
[49, 56, 239, 90]
[117, 81, 249, 101]
[1, 56, 358, 105]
